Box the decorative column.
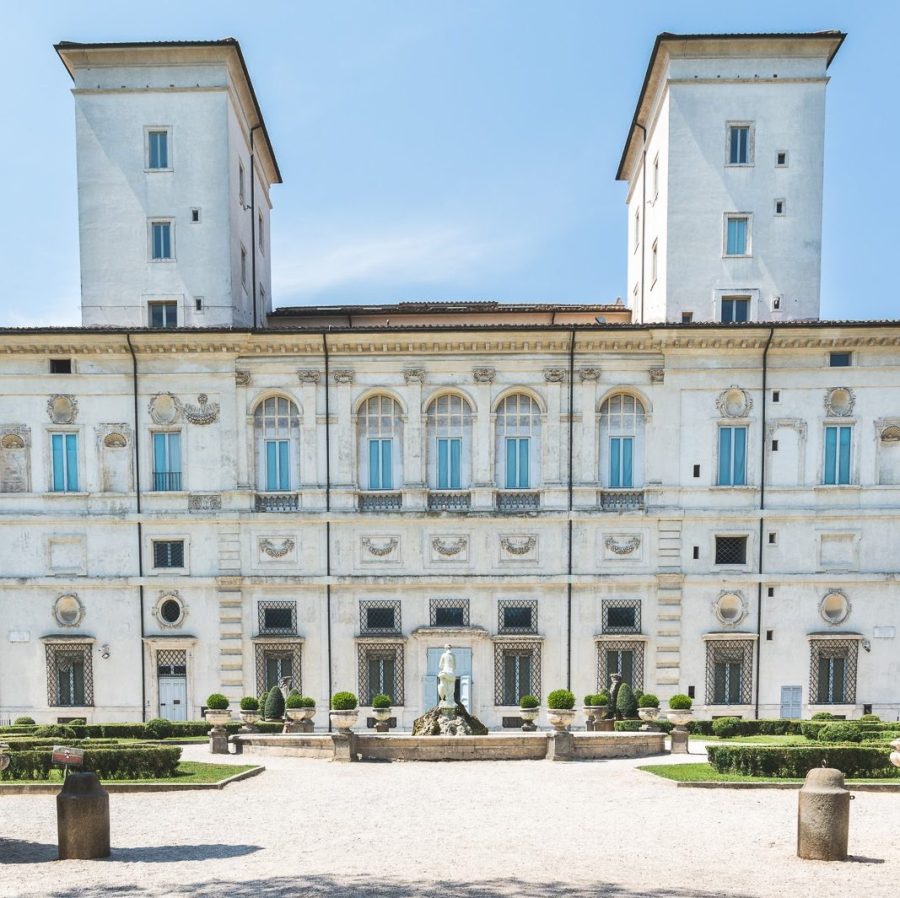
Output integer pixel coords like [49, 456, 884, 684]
[471, 367, 495, 510]
[402, 367, 426, 510]
[542, 367, 566, 509]
[577, 368, 601, 504]
[235, 370, 252, 493]
[297, 370, 322, 509]
[331, 368, 355, 510]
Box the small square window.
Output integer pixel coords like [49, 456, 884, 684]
[681, 311, 694, 324]
[776, 151, 788, 167]
[434, 606, 465, 627]
[768, 532, 777, 545]
[498, 600, 538, 634]
[191, 208, 200, 223]
[360, 601, 400, 634]
[687, 685, 695, 700]
[774, 199, 785, 216]
[693, 464, 701, 478]
[721, 296, 750, 323]
[772, 391, 780, 403]
[259, 602, 296, 634]
[153, 540, 185, 569]
[715, 536, 748, 565]
[194, 297, 203, 312]
[772, 295, 782, 311]
[771, 439, 779, 452]
[50, 359, 72, 374]
[603, 600, 641, 634]
[829, 352, 852, 368]
[149, 301, 177, 328]
[767, 587, 775, 597]
[766, 629, 774, 641]
[692, 546, 700, 560]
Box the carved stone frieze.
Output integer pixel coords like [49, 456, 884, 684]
[579, 368, 601, 382]
[148, 393, 183, 425]
[47, 395, 78, 424]
[543, 367, 566, 383]
[259, 537, 296, 559]
[648, 367, 665, 384]
[183, 394, 220, 425]
[188, 494, 222, 512]
[332, 369, 354, 385]
[604, 535, 641, 556]
[765, 418, 808, 440]
[297, 370, 321, 384]
[824, 387, 855, 418]
[403, 368, 426, 385]
[362, 537, 399, 557]
[234, 369, 252, 386]
[500, 535, 537, 556]
[472, 367, 496, 384]
[432, 537, 467, 557]
[0, 425, 30, 449]
[716, 386, 752, 419]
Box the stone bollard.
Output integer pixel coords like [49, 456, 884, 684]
[546, 730, 575, 762]
[330, 732, 357, 763]
[594, 718, 614, 733]
[670, 727, 689, 754]
[57, 772, 110, 860]
[797, 767, 850, 861]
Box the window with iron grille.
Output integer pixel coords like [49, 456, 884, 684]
[254, 642, 303, 694]
[45, 643, 94, 706]
[359, 600, 401, 634]
[258, 601, 297, 635]
[602, 599, 641, 634]
[810, 639, 858, 704]
[705, 640, 754, 705]
[498, 599, 538, 634]
[429, 598, 469, 627]
[494, 642, 541, 705]
[153, 540, 185, 569]
[596, 640, 644, 693]
[156, 649, 186, 677]
[357, 643, 404, 705]
[715, 536, 747, 565]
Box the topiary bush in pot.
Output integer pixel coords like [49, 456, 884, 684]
[285, 693, 304, 710]
[331, 691, 358, 711]
[206, 693, 229, 711]
[547, 689, 576, 710]
[297, 695, 315, 708]
[257, 690, 269, 720]
[240, 696, 259, 712]
[669, 694, 692, 710]
[616, 682, 638, 718]
[372, 694, 392, 709]
[264, 687, 285, 720]
[638, 693, 660, 709]
[519, 695, 539, 709]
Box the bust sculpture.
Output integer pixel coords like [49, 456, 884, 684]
[437, 644, 457, 710]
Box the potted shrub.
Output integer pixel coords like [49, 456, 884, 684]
[519, 694, 540, 731]
[204, 693, 232, 726]
[666, 693, 693, 726]
[637, 693, 661, 723]
[372, 693, 393, 733]
[582, 694, 607, 730]
[330, 691, 359, 732]
[265, 686, 286, 721]
[546, 689, 577, 732]
[239, 696, 260, 732]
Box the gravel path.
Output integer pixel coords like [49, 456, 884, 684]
[1, 743, 896, 898]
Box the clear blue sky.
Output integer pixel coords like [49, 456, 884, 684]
[3, 2, 896, 325]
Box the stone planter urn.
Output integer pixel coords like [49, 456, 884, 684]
[638, 706, 661, 731]
[547, 709, 576, 732]
[239, 710, 260, 733]
[330, 709, 359, 733]
[666, 708, 693, 754]
[519, 707, 540, 732]
[205, 709, 232, 754]
[372, 706, 392, 733]
[583, 705, 607, 731]
[666, 709, 693, 726]
[890, 737, 900, 769]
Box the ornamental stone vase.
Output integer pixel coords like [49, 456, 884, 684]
[204, 709, 232, 754]
[330, 709, 359, 733]
[666, 709, 693, 727]
[519, 707, 539, 731]
[583, 705, 608, 731]
[373, 706, 392, 733]
[547, 708, 576, 732]
[666, 708, 692, 754]
[239, 710, 260, 733]
[638, 707, 660, 722]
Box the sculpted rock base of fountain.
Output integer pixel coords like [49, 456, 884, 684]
[412, 703, 489, 737]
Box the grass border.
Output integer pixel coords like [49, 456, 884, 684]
[638, 763, 900, 791]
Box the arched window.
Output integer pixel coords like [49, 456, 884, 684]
[426, 394, 473, 490]
[599, 394, 646, 488]
[358, 396, 403, 491]
[495, 394, 541, 489]
[254, 397, 300, 491]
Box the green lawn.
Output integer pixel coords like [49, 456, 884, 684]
[639, 762, 896, 785]
[1, 761, 259, 786]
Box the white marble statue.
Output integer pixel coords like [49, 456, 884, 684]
[437, 644, 457, 710]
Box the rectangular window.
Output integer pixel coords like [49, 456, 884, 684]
[602, 600, 641, 634]
[240, 244, 248, 287]
[238, 161, 245, 205]
[258, 212, 265, 252]
[359, 644, 404, 705]
[721, 296, 750, 323]
[150, 221, 173, 260]
[502, 651, 532, 705]
[681, 312, 693, 324]
[725, 216, 749, 256]
[367, 655, 396, 704]
[51, 433, 78, 492]
[652, 154, 659, 197]
[776, 150, 788, 167]
[706, 640, 754, 705]
[498, 600, 538, 634]
[774, 199, 785, 216]
[147, 130, 169, 169]
[152, 432, 182, 491]
[829, 352, 851, 368]
[715, 536, 748, 565]
[824, 426, 852, 485]
[265, 652, 293, 692]
[714, 660, 742, 703]
[368, 438, 393, 490]
[606, 648, 635, 687]
[818, 656, 846, 703]
[436, 437, 462, 490]
[728, 125, 750, 164]
[149, 301, 177, 328]
[609, 436, 634, 488]
[153, 540, 184, 569]
[504, 437, 530, 489]
[50, 359, 72, 374]
[259, 602, 297, 635]
[46, 644, 93, 707]
[810, 640, 858, 705]
[265, 439, 290, 491]
[434, 606, 465, 627]
[361, 601, 400, 634]
[650, 239, 658, 283]
[718, 426, 747, 486]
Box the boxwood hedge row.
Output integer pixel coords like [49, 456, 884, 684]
[1, 746, 182, 781]
[0, 720, 287, 740]
[706, 744, 899, 779]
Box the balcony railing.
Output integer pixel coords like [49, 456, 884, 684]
[255, 492, 299, 513]
[496, 490, 540, 513]
[427, 490, 471, 512]
[358, 491, 402, 512]
[600, 489, 644, 512]
[152, 471, 182, 492]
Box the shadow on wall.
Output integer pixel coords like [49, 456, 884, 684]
[11, 874, 761, 898]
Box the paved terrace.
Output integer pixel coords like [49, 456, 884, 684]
[1, 744, 896, 898]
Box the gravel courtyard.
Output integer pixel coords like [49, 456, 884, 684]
[1, 744, 897, 898]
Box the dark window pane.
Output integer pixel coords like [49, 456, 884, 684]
[502, 606, 532, 631]
[715, 537, 747, 565]
[829, 352, 851, 368]
[607, 606, 636, 630]
[154, 540, 184, 568]
[160, 599, 181, 623]
[263, 607, 294, 632]
[434, 606, 465, 627]
[366, 607, 396, 630]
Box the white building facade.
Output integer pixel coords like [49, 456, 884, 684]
[0, 33, 897, 728]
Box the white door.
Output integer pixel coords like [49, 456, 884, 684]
[159, 676, 187, 721]
[424, 647, 472, 713]
[780, 685, 802, 719]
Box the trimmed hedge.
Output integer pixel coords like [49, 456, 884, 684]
[707, 744, 899, 779]
[2, 738, 124, 751]
[615, 719, 674, 734]
[1, 746, 182, 781]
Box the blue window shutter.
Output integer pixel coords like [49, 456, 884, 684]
[506, 438, 517, 489]
[278, 440, 290, 490]
[610, 437, 621, 487]
[735, 300, 749, 322]
[718, 428, 732, 485]
[733, 428, 747, 486]
[163, 224, 171, 258]
[824, 427, 837, 484]
[266, 441, 277, 491]
[65, 434, 78, 491]
[51, 434, 64, 491]
[838, 427, 851, 484]
[382, 440, 393, 490]
[450, 438, 461, 489]
[519, 438, 529, 488]
[437, 439, 448, 489]
[153, 433, 165, 472]
[622, 437, 633, 488]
